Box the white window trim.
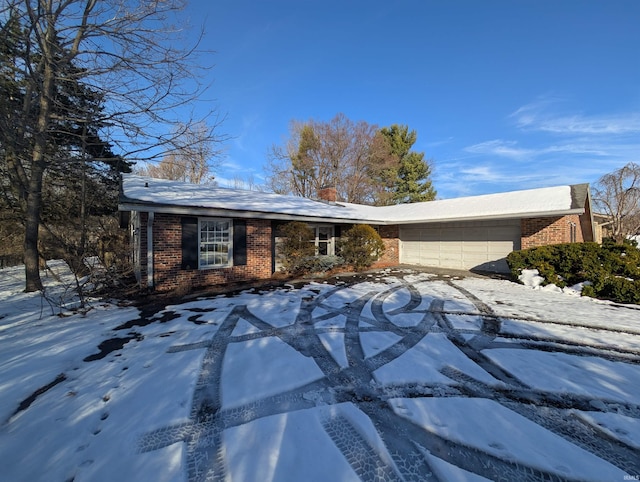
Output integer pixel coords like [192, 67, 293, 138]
[198, 217, 233, 269]
[310, 224, 335, 256]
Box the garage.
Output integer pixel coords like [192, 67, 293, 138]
[399, 219, 521, 272]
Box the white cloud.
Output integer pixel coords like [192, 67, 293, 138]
[442, 97, 640, 197]
[464, 137, 639, 163]
[424, 136, 454, 148]
[434, 161, 551, 198]
[459, 166, 503, 181]
[510, 100, 640, 135]
[464, 140, 533, 160]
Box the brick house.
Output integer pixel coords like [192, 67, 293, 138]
[119, 175, 595, 291]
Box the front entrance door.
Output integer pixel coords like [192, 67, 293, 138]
[313, 225, 334, 255]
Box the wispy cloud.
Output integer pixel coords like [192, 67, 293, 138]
[510, 100, 640, 135]
[424, 136, 454, 148]
[465, 137, 637, 162]
[464, 140, 533, 160]
[232, 113, 263, 152]
[435, 162, 549, 198]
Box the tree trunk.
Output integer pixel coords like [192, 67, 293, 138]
[24, 22, 56, 292]
[24, 161, 45, 292]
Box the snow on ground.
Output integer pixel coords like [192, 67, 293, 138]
[221, 336, 325, 409]
[222, 402, 387, 482]
[454, 276, 640, 333]
[1, 263, 639, 481]
[485, 348, 640, 404]
[388, 397, 627, 481]
[373, 332, 501, 388]
[575, 411, 640, 450]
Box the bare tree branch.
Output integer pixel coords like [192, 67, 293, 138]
[593, 162, 640, 242]
[0, 0, 225, 290]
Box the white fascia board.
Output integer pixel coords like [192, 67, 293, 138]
[118, 202, 584, 226]
[117, 202, 385, 225]
[389, 208, 586, 225]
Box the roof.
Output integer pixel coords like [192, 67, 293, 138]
[119, 175, 382, 223]
[119, 175, 589, 225]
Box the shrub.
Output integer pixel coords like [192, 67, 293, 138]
[507, 242, 640, 304]
[297, 255, 345, 274]
[587, 276, 640, 304]
[337, 224, 385, 271]
[278, 222, 316, 274]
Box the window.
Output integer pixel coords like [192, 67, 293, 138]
[310, 225, 335, 255]
[199, 219, 232, 268]
[182, 217, 246, 270]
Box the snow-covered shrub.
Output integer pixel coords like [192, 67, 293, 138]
[507, 241, 640, 304]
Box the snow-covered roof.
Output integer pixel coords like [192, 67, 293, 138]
[340, 184, 587, 223]
[119, 175, 382, 223]
[119, 174, 588, 224]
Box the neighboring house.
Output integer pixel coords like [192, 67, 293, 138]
[592, 212, 613, 243]
[118, 175, 595, 291]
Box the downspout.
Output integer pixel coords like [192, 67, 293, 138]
[147, 211, 154, 289]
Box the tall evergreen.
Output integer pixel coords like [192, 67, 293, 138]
[377, 124, 436, 204]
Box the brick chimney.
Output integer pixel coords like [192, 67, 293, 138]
[317, 186, 337, 203]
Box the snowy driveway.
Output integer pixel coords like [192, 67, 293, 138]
[2, 267, 640, 481]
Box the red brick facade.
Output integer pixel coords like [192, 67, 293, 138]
[137, 211, 594, 290]
[139, 213, 273, 291]
[371, 224, 400, 268]
[520, 214, 585, 249]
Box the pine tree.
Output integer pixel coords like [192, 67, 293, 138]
[377, 124, 436, 204]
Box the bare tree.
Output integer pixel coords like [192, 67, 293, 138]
[266, 113, 394, 204]
[137, 153, 189, 182]
[180, 121, 225, 183]
[136, 121, 224, 184]
[0, 0, 223, 291]
[230, 174, 265, 192]
[593, 162, 640, 243]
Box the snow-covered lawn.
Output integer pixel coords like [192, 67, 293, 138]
[1, 263, 639, 481]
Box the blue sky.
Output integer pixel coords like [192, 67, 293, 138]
[185, 0, 640, 199]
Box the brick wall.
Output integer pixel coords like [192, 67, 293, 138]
[140, 213, 273, 291]
[371, 224, 400, 268]
[521, 214, 584, 249]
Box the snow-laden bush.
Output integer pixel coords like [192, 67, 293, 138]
[507, 241, 640, 304]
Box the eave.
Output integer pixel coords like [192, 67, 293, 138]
[117, 200, 385, 225]
[118, 199, 585, 226]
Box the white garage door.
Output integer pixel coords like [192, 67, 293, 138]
[400, 219, 521, 272]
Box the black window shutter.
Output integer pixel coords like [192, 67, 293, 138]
[334, 225, 342, 238]
[233, 219, 247, 266]
[181, 217, 198, 269]
[119, 211, 130, 229]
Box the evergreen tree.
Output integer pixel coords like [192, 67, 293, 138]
[377, 125, 436, 204]
[0, 9, 130, 282]
[0, 0, 214, 291]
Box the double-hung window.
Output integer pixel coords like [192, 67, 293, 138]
[199, 219, 232, 268]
